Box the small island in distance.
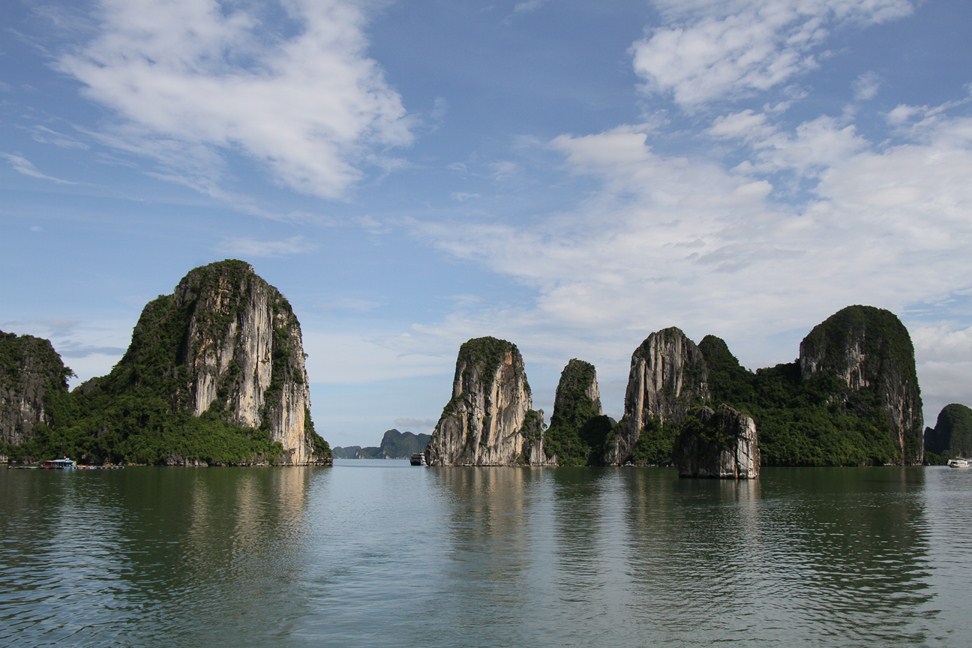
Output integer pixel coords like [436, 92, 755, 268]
[332, 429, 431, 459]
[2, 259, 970, 472]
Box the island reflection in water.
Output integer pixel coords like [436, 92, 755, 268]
[2, 463, 971, 646]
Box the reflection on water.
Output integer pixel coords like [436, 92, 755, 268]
[0, 467, 314, 645]
[2, 463, 972, 646]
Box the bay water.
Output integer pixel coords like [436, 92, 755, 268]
[2, 461, 971, 646]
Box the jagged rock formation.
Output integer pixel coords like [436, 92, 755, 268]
[425, 337, 547, 466]
[544, 359, 611, 466]
[799, 305, 923, 464]
[925, 403, 972, 458]
[608, 328, 709, 465]
[0, 332, 73, 447]
[674, 405, 759, 479]
[93, 260, 329, 465]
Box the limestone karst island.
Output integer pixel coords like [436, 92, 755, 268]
[2, 259, 969, 474]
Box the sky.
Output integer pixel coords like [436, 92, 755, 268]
[2, 0, 972, 449]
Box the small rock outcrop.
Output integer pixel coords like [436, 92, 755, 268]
[544, 359, 607, 466]
[425, 337, 547, 466]
[0, 331, 73, 447]
[925, 403, 972, 458]
[674, 405, 759, 479]
[799, 305, 923, 464]
[608, 327, 709, 465]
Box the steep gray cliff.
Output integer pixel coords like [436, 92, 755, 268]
[799, 305, 923, 464]
[0, 331, 72, 447]
[674, 405, 759, 479]
[108, 260, 327, 465]
[608, 327, 709, 465]
[425, 337, 547, 466]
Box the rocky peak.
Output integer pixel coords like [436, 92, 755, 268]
[0, 331, 72, 447]
[799, 305, 923, 464]
[924, 403, 972, 458]
[543, 359, 606, 466]
[425, 337, 546, 466]
[609, 327, 709, 465]
[114, 260, 326, 465]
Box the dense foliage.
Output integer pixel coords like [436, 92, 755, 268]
[924, 403, 972, 459]
[1, 261, 331, 466]
[625, 307, 921, 467]
[544, 359, 603, 466]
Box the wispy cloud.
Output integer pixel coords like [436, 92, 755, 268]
[55, 0, 413, 201]
[1, 153, 77, 184]
[216, 235, 316, 258]
[853, 71, 881, 101]
[30, 125, 89, 150]
[634, 0, 915, 108]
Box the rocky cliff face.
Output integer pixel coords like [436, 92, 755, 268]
[799, 305, 923, 464]
[544, 359, 606, 466]
[608, 327, 709, 465]
[924, 403, 972, 458]
[0, 332, 72, 446]
[425, 337, 546, 466]
[114, 260, 325, 465]
[674, 405, 759, 479]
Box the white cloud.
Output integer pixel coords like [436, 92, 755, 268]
[709, 109, 776, 142]
[913, 324, 972, 423]
[1, 153, 77, 184]
[216, 235, 315, 258]
[853, 71, 881, 101]
[634, 0, 915, 107]
[56, 0, 412, 201]
[412, 99, 972, 417]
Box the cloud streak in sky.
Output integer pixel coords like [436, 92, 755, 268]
[633, 0, 915, 107]
[56, 0, 412, 200]
[1, 153, 77, 185]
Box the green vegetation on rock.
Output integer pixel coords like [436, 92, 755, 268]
[625, 305, 923, 467]
[544, 359, 604, 466]
[924, 403, 972, 461]
[1, 261, 331, 466]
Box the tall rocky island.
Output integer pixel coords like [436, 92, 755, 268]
[543, 359, 613, 466]
[0, 332, 73, 452]
[425, 337, 547, 466]
[0, 260, 331, 466]
[611, 305, 922, 468]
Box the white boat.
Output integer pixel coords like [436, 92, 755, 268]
[41, 457, 76, 470]
[947, 458, 971, 468]
[410, 452, 427, 466]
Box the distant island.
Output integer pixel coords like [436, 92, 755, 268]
[2, 260, 969, 471]
[333, 429, 430, 459]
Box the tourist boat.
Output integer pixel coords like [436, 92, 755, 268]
[41, 457, 77, 470]
[410, 452, 427, 466]
[947, 458, 971, 468]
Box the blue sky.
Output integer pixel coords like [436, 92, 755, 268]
[3, 0, 971, 448]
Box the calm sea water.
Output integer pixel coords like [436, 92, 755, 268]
[2, 461, 971, 646]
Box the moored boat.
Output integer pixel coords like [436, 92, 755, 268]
[41, 457, 77, 470]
